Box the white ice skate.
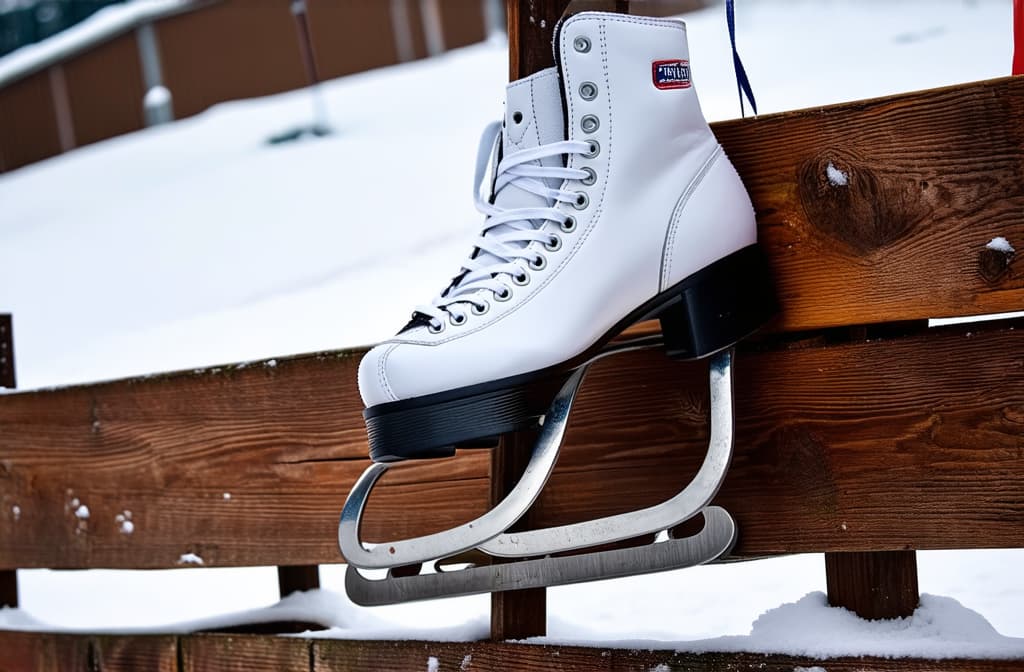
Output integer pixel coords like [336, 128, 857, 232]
[339, 9, 776, 605]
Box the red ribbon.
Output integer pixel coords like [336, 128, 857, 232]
[1015, 0, 1023, 75]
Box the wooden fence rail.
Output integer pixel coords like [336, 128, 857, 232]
[3, 631, 1024, 672]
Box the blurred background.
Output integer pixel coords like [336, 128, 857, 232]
[0, 0, 702, 172]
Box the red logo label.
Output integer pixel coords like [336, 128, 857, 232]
[652, 59, 691, 90]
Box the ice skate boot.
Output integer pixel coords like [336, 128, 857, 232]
[340, 10, 776, 604]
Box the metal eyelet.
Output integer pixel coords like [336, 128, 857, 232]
[580, 167, 597, 186]
[471, 301, 490, 316]
[449, 312, 467, 326]
[428, 321, 445, 334]
[512, 111, 523, 124]
[529, 254, 547, 271]
[573, 36, 591, 53]
[573, 192, 590, 210]
[580, 115, 600, 134]
[579, 82, 598, 101]
[512, 270, 530, 286]
[544, 234, 562, 252]
[560, 216, 577, 233]
[583, 140, 600, 159]
[494, 286, 512, 302]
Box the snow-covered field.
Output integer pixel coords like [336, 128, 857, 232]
[1, 0, 1021, 657]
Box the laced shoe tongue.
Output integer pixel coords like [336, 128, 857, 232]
[463, 67, 566, 280]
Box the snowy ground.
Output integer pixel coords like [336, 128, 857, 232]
[1, 0, 1021, 656]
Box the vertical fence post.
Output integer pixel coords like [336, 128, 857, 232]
[277, 565, 320, 599]
[489, 431, 546, 639]
[487, 0, 574, 642]
[825, 551, 920, 620]
[1, 314, 17, 609]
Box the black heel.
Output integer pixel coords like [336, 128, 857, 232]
[658, 244, 778, 360]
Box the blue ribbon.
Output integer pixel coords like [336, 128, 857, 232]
[726, 0, 758, 117]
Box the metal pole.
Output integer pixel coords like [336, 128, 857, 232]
[290, 0, 330, 133]
[390, 0, 416, 62]
[136, 22, 173, 126]
[419, 0, 445, 57]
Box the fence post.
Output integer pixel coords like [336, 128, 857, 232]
[1, 314, 17, 609]
[277, 565, 320, 598]
[487, 0, 578, 641]
[825, 551, 920, 620]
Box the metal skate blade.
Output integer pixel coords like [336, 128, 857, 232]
[478, 349, 735, 558]
[344, 506, 736, 606]
[339, 366, 586, 570]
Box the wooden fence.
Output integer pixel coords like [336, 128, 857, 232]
[0, 1, 1022, 669]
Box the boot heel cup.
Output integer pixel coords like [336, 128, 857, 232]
[658, 244, 778, 360]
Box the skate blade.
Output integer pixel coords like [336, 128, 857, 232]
[344, 506, 737, 606]
[478, 349, 734, 557]
[338, 365, 586, 570]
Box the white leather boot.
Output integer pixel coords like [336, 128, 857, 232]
[357, 11, 775, 462]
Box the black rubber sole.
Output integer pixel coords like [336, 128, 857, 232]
[365, 244, 777, 462]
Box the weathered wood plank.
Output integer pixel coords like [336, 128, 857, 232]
[2, 631, 1024, 672]
[715, 76, 1023, 330]
[6, 632, 1022, 672]
[1, 318, 1022, 570]
[313, 638, 1024, 671]
[181, 633, 311, 672]
[90, 635, 179, 672]
[0, 631, 84, 672]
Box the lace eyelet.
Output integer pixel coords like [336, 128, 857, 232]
[579, 82, 598, 101]
[428, 321, 445, 334]
[544, 234, 562, 252]
[449, 312, 467, 327]
[560, 216, 577, 233]
[529, 254, 547, 271]
[573, 192, 590, 210]
[494, 286, 513, 302]
[580, 115, 600, 134]
[512, 111, 523, 124]
[583, 140, 600, 159]
[580, 167, 597, 186]
[573, 36, 591, 53]
[512, 271, 530, 286]
[472, 301, 490, 316]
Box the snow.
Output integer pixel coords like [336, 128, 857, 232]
[0, 0, 196, 87]
[538, 593, 1024, 659]
[987, 236, 1016, 253]
[0, 0, 1020, 656]
[115, 511, 134, 534]
[427, 655, 440, 671]
[73, 504, 90, 520]
[11, 504, 21, 521]
[825, 161, 848, 187]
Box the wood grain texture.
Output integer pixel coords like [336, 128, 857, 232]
[714, 77, 1024, 330]
[826, 551, 920, 620]
[3, 632, 1023, 672]
[2, 318, 1022, 570]
[181, 633, 311, 672]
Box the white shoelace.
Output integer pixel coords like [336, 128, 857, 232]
[414, 121, 592, 330]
